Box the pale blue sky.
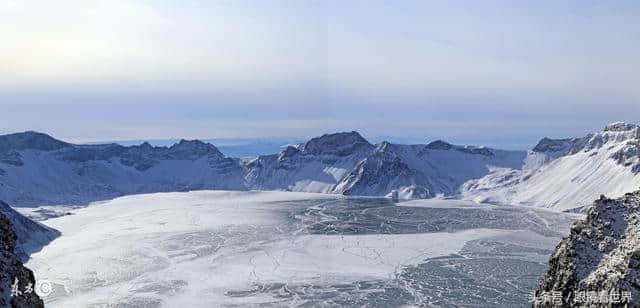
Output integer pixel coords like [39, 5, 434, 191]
[1, 0, 639, 148]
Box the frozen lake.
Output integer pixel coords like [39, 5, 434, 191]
[26, 191, 580, 307]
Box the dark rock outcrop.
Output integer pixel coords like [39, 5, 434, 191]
[0, 210, 45, 307]
[425, 139, 494, 156]
[301, 131, 373, 156]
[532, 137, 578, 154]
[0, 131, 70, 154]
[0, 201, 60, 259]
[533, 191, 640, 307]
[425, 140, 453, 151]
[58, 139, 225, 168]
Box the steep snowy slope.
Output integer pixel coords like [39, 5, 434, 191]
[243, 132, 375, 193]
[334, 140, 525, 199]
[244, 132, 526, 199]
[461, 122, 640, 211]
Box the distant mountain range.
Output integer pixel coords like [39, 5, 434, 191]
[1, 122, 640, 211]
[85, 136, 434, 158]
[85, 137, 307, 158]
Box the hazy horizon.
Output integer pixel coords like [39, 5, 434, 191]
[3, 122, 627, 152]
[3, 1, 639, 146]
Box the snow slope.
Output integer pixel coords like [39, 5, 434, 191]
[461, 122, 640, 210]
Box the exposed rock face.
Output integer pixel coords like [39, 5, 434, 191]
[0, 201, 60, 259]
[605, 122, 639, 133]
[533, 191, 640, 307]
[0, 131, 70, 153]
[300, 131, 374, 156]
[0, 131, 69, 167]
[57, 139, 226, 167]
[425, 139, 494, 156]
[425, 140, 453, 151]
[337, 152, 430, 197]
[532, 137, 579, 154]
[334, 141, 433, 198]
[573, 123, 640, 155]
[0, 210, 45, 307]
[243, 132, 377, 193]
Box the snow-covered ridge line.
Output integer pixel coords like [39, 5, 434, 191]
[2, 122, 640, 211]
[462, 122, 640, 210]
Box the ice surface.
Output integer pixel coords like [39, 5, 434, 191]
[27, 191, 580, 307]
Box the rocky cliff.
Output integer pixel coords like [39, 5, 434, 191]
[533, 191, 640, 307]
[0, 210, 45, 307]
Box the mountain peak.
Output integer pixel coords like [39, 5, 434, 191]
[173, 139, 215, 148]
[167, 139, 224, 159]
[532, 137, 576, 153]
[578, 122, 640, 152]
[604, 121, 638, 132]
[301, 131, 372, 156]
[0, 131, 70, 153]
[425, 140, 453, 150]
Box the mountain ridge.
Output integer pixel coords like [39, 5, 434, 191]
[1, 123, 639, 211]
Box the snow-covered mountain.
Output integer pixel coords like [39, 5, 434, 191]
[0, 132, 246, 206]
[243, 132, 376, 193]
[2, 122, 640, 211]
[244, 132, 525, 199]
[336, 140, 524, 198]
[461, 122, 640, 211]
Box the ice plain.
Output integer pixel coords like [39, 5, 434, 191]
[25, 191, 581, 307]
